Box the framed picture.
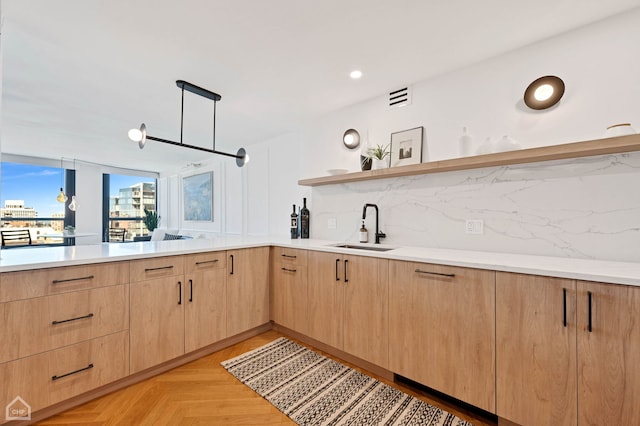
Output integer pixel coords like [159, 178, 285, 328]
[183, 172, 213, 221]
[390, 126, 424, 167]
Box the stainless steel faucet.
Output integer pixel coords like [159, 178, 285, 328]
[362, 203, 386, 244]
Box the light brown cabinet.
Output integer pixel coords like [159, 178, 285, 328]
[307, 251, 344, 349]
[129, 256, 185, 374]
[307, 251, 388, 367]
[270, 247, 309, 334]
[130, 248, 268, 373]
[0, 263, 130, 422]
[226, 247, 270, 337]
[389, 261, 496, 413]
[184, 252, 227, 352]
[496, 272, 577, 425]
[497, 273, 640, 426]
[577, 281, 640, 426]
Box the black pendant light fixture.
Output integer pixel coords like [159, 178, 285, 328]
[128, 80, 249, 167]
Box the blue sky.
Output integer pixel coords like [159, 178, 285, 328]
[1, 162, 154, 217]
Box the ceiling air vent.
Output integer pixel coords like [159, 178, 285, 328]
[388, 86, 412, 109]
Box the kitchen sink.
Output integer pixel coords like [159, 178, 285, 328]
[331, 243, 396, 252]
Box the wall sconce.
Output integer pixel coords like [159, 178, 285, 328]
[343, 129, 360, 149]
[524, 76, 565, 110]
[128, 80, 249, 167]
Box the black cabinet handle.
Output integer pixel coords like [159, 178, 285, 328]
[52, 363, 94, 381]
[344, 259, 349, 283]
[563, 288, 567, 327]
[588, 291, 593, 332]
[230, 255, 234, 275]
[281, 267, 297, 273]
[178, 281, 182, 305]
[195, 259, 219, 266]
[189, 279, 193, 302]
[145, 266, 174, 272]
[52, 313, 94, 325]
[335, 258, 340, 281]
[414, 269, 455, 278]
[52, 275, 94, 284]
[281, 254, 297, 259]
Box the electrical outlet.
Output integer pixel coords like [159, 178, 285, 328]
[327, 218, 337, 229]
[465, 219, 484, 235]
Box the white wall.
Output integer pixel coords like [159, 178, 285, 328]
[247, 8, 640, 262]
[298, 9, 640, 179]
[157, 9, 640, 261]
[159, 156, 244, 235]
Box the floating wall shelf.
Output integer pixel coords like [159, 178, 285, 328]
[298, 134, 640, 187]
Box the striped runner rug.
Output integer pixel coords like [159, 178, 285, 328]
[222, 337, 473, 426]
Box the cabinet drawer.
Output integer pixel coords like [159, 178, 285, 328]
[0, 331, 129, 416]
[130, 256, 185, 282]
[0, 284, 129, 363]
[0, 262, 129, 302]
[185, 251, 226, 274]
[272, 247, 308, 266]
[49, 331, 129, 405]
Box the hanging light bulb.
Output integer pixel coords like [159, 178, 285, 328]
[68, 195, 77, 211]
[57, 158, 67, 203]
[56, 189, 68, 203]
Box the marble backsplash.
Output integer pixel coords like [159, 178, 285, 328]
[310, 152, 640, 262]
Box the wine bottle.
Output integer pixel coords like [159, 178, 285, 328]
[290, 204, 298, 239]
[300, 198, 310, 239]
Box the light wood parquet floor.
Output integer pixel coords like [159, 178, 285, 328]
[36, 330, 497, 425]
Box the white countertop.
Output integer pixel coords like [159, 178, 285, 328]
[1, 236, 639, 287]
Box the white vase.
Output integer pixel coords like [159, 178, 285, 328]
[372, 158, 388, 169]
[495, 135, 521, 152]
[459, 126, 474, 157]
[475, 137, 495, 155]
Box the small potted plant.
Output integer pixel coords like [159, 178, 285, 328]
[367, 144, 391, 169]
[136, 208, 158, 241]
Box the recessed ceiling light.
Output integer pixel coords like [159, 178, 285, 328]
[350, 70, 363, 79]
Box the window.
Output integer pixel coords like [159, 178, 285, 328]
[1, 162, 75, 247]
[103, 173, 157, 242]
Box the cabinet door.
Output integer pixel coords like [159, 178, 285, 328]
[578, 281, 640, 426]
[496, 272, 577, 425]
[185, 252, 227, 353]
[130, 276, 185, 373]
[343, 255, 388, 368]
[390, 261, 496, 413]
[307, 251, 344, 349]
[271, 264, 308, 333]
[271, 248, 309, 334]
[226, 247, 269, 337]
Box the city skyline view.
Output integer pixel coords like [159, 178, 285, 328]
[1, 162, 154, 217]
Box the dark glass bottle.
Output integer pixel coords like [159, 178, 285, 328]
[290, 204, 298, 239]
[300, 198, 310, 239]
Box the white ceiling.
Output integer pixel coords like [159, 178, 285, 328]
[2, 0, 640, 172]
